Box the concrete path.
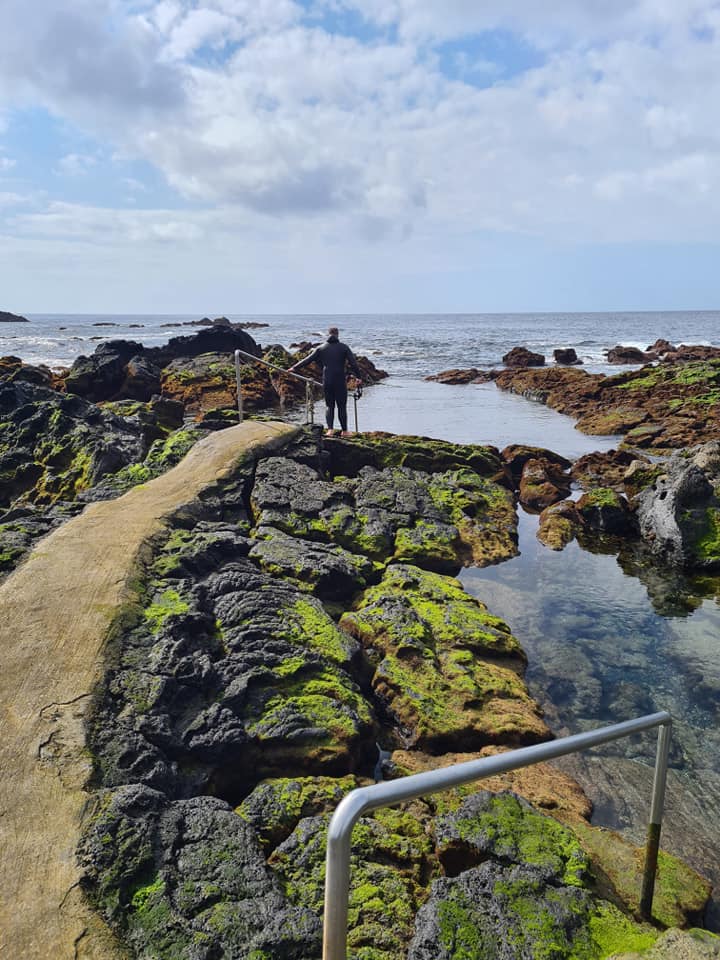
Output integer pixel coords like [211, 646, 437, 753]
[0, 421, 298, 959]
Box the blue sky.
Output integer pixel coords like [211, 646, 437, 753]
[1, 0, 720, 313]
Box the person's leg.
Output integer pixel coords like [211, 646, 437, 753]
[324, 384, 336, 429]
[336, 383, 349, 431]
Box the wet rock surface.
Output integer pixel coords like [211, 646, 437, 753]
[77, 430, 710, 958]
[493, 355, 720, 454]
[635, 442, 720, 569]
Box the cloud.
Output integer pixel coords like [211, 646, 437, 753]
[0, 0, 185, 126]
[56, 153, 97, 176]
[2, 0, 720, 263]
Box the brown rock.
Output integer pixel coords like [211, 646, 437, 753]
[553, 348, 582, 365]
[425, 368, 496, 384]
[571, 449, 647, 490]
[501, 445, 572, 488]
[519, 458, 571, 511]
[502, 345, 545, 367]
[537, 500, 581, 550]
[606, 345, 654, 363]
[646, 338, 674, 354]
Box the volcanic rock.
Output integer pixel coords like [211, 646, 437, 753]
[502, 345, 546, 367]
[554, 348, 582, 365]
[606, 345, 654, 363]
[634, 442, 720, 569]
[0, 310, 28, 322]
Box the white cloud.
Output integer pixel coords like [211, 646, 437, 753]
[0, 156, 15, 172]
[1, 0, 720, 291]
[56, 152, 97, 176]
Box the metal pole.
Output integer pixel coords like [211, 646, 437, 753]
[234, 350, 243, 423]
[322, 711, 671, 960]
[353, 393, 358, 434]
[640, 720, 672, 919]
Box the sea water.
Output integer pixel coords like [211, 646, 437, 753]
[4, 309, 720, 920]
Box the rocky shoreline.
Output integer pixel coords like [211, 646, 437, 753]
[0, 328, 718, 958]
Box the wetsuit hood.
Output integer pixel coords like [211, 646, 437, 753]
[326, 334, 339, 342]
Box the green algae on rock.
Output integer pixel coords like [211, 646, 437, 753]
[251, 456, 518, 574]
[341, 563, 549, 752]
[269, 802, 438, 960]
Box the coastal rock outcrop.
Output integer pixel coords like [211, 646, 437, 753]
[554, 347, 582, 364]
[0, 309, 28, 322]
[634, 442, 720, 569]
[493, 355, 720, 453]
[502, 345, 546, 367]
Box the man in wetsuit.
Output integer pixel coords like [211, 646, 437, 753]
[290, 326, 363, 434]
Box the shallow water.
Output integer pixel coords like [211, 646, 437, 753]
[462, 509, 720, 923]
[315, 379, 620, 459]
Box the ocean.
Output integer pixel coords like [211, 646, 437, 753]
[5, 309, 720, 921]
[3, 309, 719, 377]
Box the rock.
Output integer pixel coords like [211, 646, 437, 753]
[572, 449, 647, 491]
[251, 456, 518, 572]
[502, 345, 545, 367]
[610, 928, 720, 959]
[519, 457, 571, 511]
[160, 353, 241, 418]
[537, 499, 582, 550]
[79, 785, 322, 958]
[120, 354, 162, 401]
[323, 433, 506, 483]
[64, 339, 148, 401]
[249, 526, 380, 600]
[269, 804, 435, 959]
[0, 380, 144, 509]
[647, 339, 675, 354]
[340, 563, 548, 752]
[434, 791, 590, 882]
[0, 310, 28, 322]
[408, 861, 656, 960]
[662, 344, 720, 363]
[425, 368, 496, 384]
[554, 348, 582, 365]
[634, 443, 720, 568]
[237, 775, 360, 852]
[495, 358, 720, 453]
[501, 445, 572, 489]
[576, 488, 638, 537]
[606, 345, 655, 363]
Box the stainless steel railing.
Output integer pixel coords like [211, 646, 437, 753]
[234, 348, 323, 426]
[323, 711, 672, 960]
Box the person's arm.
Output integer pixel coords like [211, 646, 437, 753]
[346, 347, 363, 381]
[290, 346, 320, 373]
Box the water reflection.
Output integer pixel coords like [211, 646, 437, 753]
[461, 509, 720, 924]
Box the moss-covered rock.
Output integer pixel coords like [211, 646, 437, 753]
[434, 791, 590, 886]
[237, 775, 360, 852]
[269, 803, 437, 960]
[340, 564, 548, 752]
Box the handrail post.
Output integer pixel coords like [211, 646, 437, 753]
[323, 824, 353, 960]
[234, 350, 243, 423]
[640, 719, 672, 919]
[321, 712, 671, 959]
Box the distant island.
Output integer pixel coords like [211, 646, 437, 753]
[0, 310, 28, 323]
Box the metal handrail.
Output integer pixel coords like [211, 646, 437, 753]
[322, 711, 672, 959]
[234, 348, 323, 425]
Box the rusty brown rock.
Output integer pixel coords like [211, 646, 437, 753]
[519, 457, 571, 511]
[537, 499, 582, 550]
[571, 449, 649, 491]
[425, 368, 496, 384]
[502, 345, 545, 367]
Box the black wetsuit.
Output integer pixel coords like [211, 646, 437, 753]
[294, 335, 362, 430]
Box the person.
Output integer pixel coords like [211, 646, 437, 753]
[290, 326, 363, 434]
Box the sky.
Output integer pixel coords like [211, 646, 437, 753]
[1, 0, 720, 314]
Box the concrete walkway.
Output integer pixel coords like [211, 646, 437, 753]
[0, 421, 298, 959]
